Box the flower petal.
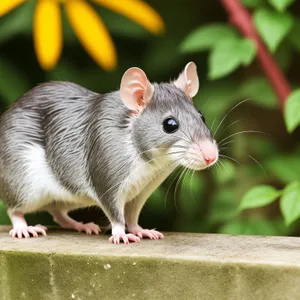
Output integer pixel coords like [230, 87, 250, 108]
[34, 0, 62, 70]
[93, 0, 164, 35]
[65, 0, 117, 71]
[0, 0, 26, 17]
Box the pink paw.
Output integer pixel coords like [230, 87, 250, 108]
[9, 225, 47, 239]
[129, 226, 164, 240]
[109, 233, 140, 244]
[73, 222, 101, 235]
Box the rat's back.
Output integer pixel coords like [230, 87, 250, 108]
[0, 81, 99, 212]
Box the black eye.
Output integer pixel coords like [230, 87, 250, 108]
[197, 109, 206, 123]
[163, 117, 179, 133]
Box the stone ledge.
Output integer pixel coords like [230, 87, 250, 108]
[1, 226, 300, 300]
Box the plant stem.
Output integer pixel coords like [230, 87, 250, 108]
[220, 0, 291, 109]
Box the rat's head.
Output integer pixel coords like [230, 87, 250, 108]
[120, 62, 218, 170]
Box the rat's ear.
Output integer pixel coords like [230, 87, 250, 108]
[120, 67, 154, 114]
[174, 62, 199, 99]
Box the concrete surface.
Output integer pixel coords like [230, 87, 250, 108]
[1, 226, 300, 300]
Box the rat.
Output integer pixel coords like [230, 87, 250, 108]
[0, 62, 218, 244]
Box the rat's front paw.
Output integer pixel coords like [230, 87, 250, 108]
[9, 224, 47, 239]
[128, 225, 164, 240]
[109, 233, 140, 244]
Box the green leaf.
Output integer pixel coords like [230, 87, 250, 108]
[266, 155, 300, 183]
[254, 9, 294, 52]
[240, 39, 257, 65]
[239, 185, 280, 211]
[284, 89, 300, 133]
[280, 181, 300, 226]
[269, 0, 295, 12]
[180, 24, 238, 53]
[238, 77, 278, 109]
[208, 38, 256, 80]
[242, 0, 265, 8]
[0, 59, 30, 105]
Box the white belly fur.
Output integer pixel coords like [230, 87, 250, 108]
[18, 144, 95, 213]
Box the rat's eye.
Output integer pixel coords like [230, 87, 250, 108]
[197, 110, 206, 123]
[163, 117, 179, 134]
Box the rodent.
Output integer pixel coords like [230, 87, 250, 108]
[0, 62, 218, 244]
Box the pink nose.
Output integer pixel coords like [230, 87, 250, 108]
[204, 155, 216, 165]
[196, 140, 217, 165]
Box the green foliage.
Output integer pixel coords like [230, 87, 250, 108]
[280, 181, 300, 226]
[268, 0, 295, 12]
[253, 9, 294, 52]
[239, 185, 281, 211]
[0, 1, 34, 45]
[267, 155, 300, 184]
[0, 0, 300, 237]
[0, 201, 10, 225]
[288, 19, 300, 53]
[179, 173, 205, 216]
[210, 189, 238, 224]
[179, 0, 300, 233]
[219, 218, 287, 236]
[209, 38, 256, 80]
[180, 24, 238, 53]
[241, 0, 265, 8]
[212, 160, 236, 184]
[238, 77, 278, 109]
[284, 89, 300, 133]
[0, 59, 30, 105]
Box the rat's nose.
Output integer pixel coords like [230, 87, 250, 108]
[197, 140, 218, 166]
[204, 155, 216, 165]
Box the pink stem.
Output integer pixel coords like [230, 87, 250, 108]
[220, 0, 291, 109]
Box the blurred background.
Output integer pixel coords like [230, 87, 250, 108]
[0, 0, 300, 236]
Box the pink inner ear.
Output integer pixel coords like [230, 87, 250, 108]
[174, 62, 199, 99]
[131, 87, 144, 107]
[184, 62, 199, 98]
[120, 67, 154, 114]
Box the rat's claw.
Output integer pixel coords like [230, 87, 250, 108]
[22, 229, 30, 239]
[126, 234, 140, 243]
[27, 227, 39, 238]
[36, 224, 48, 230]
[73, 222, 101, 235]
[32, 225, 47, 236]
[9, 225, 48, 239]
[109, 233, 140, 244]
[128, 226, 164, 240]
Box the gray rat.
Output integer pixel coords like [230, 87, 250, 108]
[0, 62, 218, 244]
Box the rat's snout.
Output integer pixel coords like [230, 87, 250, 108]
[201, 141, 217, 165]
[194, 140, 218, 166]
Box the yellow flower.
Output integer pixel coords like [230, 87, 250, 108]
[0, 0, 164, 71]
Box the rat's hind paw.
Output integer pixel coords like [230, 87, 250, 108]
[109, 233, 140, 244]
[128, 225, 164, 240]
[73, 222, 101, 235]
[9, 224, 47, 239]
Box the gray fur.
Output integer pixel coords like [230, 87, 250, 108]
[0, 80, 213, 228]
